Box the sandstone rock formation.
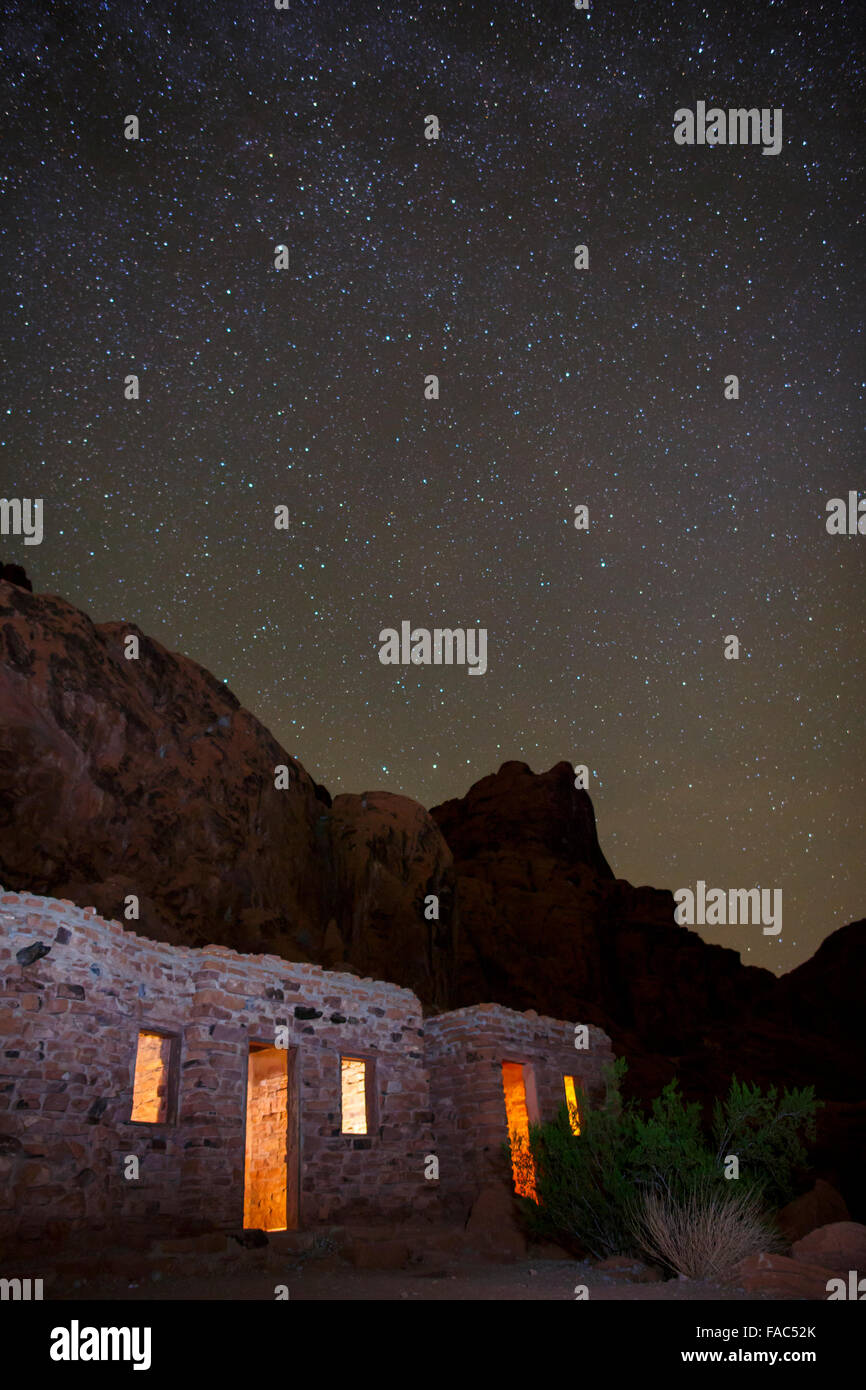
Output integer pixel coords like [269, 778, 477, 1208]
[0, 563, 32, 592]
[430, 759, 775, 1047]
[0, 580, 454, 1006]
[323, 790, 454, 1004]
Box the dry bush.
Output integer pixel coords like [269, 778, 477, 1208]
[631, 1181, 782, 1280]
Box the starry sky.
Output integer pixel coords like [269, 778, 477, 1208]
[2, 0, 863, 972]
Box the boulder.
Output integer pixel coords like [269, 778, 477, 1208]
[777, 1181, 850, 1244]
[790, 1222, 866, 1274]
[465, 1183, 527, 1260]
[729, 1252, 837, 1299]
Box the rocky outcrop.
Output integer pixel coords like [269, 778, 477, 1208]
[0, 582, 324, 955]
[0, 580, 454, 1004]
[322, 791, 455, 1005]
[0, 563, 32, 592]
[431, 759, 776, 1060]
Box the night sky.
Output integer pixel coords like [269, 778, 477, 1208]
[2, 0, 863, 973]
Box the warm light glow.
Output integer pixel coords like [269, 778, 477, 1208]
[341, 1057, 367, 1134]
[564, 1075, 581, 1135]
[501, 1061, 537, 1201]
[130, 1031, 171, 1123]
[244, 1045, 288, 1231]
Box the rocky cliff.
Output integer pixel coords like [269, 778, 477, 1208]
[0, 577, 454, 1005]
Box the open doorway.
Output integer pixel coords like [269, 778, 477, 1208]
[501, 1060, 538, 1201]
[243, 1043, 298, 1231]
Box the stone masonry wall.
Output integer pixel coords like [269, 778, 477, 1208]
[0, 890, 437, 1253]
[0, 889, 616, 1252]
[425, 1004, 614, 1219]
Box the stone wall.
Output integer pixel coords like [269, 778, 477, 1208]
[0, 889, 615, 1252]
[0, 890, 437, 1253]
[425, 1003, 614, 1218]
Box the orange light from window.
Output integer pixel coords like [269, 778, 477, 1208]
[341, 1057, 367, 1134]
[244, 1045, 288, 1231]
[130, 1030, 171, 1123]
[501, 1062, 537, 1201]
[563, 1075, 581, 1135]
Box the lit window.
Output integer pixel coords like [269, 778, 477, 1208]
[341, 1057, 367, 1134]
[131, 1031, 174, 1123]
[563, 1075, 581, 1135]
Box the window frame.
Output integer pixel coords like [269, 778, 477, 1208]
[128, 1026, 181, 1127]
[339, 1052, 378, 1137]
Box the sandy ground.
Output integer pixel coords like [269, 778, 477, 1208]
[63, 1256, 775, 1302]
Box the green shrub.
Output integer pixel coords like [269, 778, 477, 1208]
[711, 1078, 819, 1209]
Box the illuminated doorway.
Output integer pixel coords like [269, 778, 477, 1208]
[243, 1043, 298, 1231]
[501, 1061, 538, 1201]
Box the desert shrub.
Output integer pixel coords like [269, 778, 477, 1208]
[627, 1080, 719, 1198]
[510, 1059, 820, 1259]
[630, 1180, 783, 1280]
[711, 1078, 819, 1208]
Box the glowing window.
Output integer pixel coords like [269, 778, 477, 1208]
[130, 1030, 174, 1123]
[501, 1061, 538, 1201]
[564, 1075, 581, 1135]
[341, 1057, 367, 1134]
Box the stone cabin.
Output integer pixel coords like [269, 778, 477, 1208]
[0, 890, 613, 1253]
